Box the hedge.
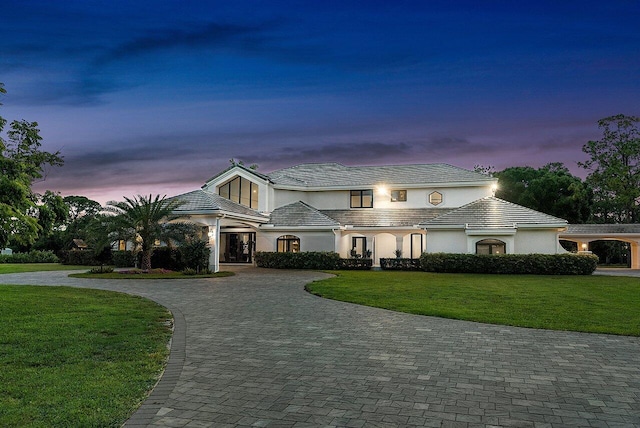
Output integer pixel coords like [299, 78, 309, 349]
[419, 253, 599, 275]
[62, 250, 100, 266]
[0, 250, 59, 264]
[338, 258, 373, 270]
[112, 250, 136, 268]
[255, 251, 341, 269]
[380, 258, 421, 271]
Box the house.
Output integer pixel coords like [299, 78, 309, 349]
[171, 162, 571, 272]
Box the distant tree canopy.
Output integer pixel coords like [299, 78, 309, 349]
[494, 163, 592, 224]
[0, 83, 64, 248]
[579, 114, 640, 223]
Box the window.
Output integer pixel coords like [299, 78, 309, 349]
[476, 239, 506, 255]
[350, 189, 373, 208]
[351, 237, 367, 257]
[391, 190, 407, 202]
[428, 191, 443, 206]
[277, 235, 300, 252]
[218, 176, 259, 209]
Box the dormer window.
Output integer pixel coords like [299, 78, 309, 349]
[219, 176, 259, 209]
[429, 191, 443, 206]
[350, 190, 373, 208]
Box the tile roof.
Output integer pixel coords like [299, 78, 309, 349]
[170, 189, 268, 219]
[421, 197, 568, 228]
[266, 202, 340, 227]
[565, 224, 640, 234]
[266, 163, 495, 188]
[321, 208, 452, 227]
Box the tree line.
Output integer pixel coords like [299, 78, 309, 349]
[1, 82, 639, 263]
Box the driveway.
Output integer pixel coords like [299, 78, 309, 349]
[2, 267, 639, 427]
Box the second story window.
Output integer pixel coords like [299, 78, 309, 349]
[350, 189, 373, 208]
[219, 176, 259, 209]
[428, 191, 443, 206]
[391, 190, 407, 202]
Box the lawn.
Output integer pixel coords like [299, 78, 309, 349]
[0, 263, 88, 274]
[306, 271, 640, 336]
[0, 285, 172, 427]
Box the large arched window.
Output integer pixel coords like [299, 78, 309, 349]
[476, 239, 506, 255]
[277, 235, 300, 252]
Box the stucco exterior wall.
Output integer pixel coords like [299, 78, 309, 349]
[425, 230, 468, 253]
[514, 229, 561, 254]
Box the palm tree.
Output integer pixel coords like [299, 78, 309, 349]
[105, 194, 184, 270]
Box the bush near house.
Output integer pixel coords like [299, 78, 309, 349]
[380, 258, 421, 271]
[255, 251, 374, 270]
[0, 250, 59, 264]
[255, 251, 341, 269]
[420, 253, 599, 275]
[112, 250, 136, 268]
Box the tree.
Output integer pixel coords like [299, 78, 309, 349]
[0, 84, 64, 248]
[104, 194, 184, 270]
[64, 195, 102, 223]
[579, 114, 640, 223]
[494, 163, 592, 224]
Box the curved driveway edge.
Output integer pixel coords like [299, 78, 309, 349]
[2, 268, 639, 427]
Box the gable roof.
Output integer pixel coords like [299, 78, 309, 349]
[266, 163, 495, 188]
[203, 163, 271, 187]
[266, 201, 340, 227]
[321, 208, 451, 227]
[170, 189, 268, 220]
[421, 197, 568, 229]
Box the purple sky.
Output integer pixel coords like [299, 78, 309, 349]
[1, 1, 638, 204]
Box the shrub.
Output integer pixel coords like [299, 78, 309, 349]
[255, 251, 341, 269]
[182, 268, 197, 275]
[89, 266, 114, 274]
[180, 241, 211, 270]
[63, 250, 99, 266]
[0, 250, 59, 263]
[380, 258, 421, 271]
[338, 258, 373, 270]
[150, 247, 182, 270]
[112, 250, 135, 268]
[419, 253, 599, 275]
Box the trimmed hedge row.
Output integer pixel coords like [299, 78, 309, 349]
[380, 258, 421, 271]
[255, 251, 341, 269]
[0, 250, 59, 263]
[419, 253, 599, 275]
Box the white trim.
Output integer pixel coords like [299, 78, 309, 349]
[272, 180, 496, 191]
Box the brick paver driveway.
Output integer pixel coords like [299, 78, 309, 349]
[2, 267, 639, 427]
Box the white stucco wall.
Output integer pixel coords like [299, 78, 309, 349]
[425, 230, 468, 253]
[513, 229, 561, 254]
[272, 185, 494, 210]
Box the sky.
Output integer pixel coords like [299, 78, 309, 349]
[1, 0, 639, 205]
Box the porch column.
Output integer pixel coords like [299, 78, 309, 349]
[631, 241, 640, 269]
[208, 218, 221, 273]
[395, 235, 403, 255]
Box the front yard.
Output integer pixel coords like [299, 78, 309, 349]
[0, 285, 172, 427]
[307, 271, 640, 336]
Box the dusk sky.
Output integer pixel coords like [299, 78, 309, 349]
[1, 1, 638, 204]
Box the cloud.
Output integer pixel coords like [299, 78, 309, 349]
[93, 22, 271, 66]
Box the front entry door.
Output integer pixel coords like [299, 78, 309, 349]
[220, 232, 255, 263]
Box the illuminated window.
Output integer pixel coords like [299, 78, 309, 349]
[476, 239, 506, 255]
[277, 235, 300, 252]
[428, 191, 443, 206]
[391, 190, 407, 202]
[350, 190, 373, 208]
[218, 176, 259, 209]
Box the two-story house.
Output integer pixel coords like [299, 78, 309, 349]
[171, 162, 569, 272]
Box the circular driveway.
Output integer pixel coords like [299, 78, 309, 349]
[2, 267, 639, 427]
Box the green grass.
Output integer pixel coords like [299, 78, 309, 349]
[69, 271, 235, 279]
[0, 264, 88, 274]
[307, 271, 640, 336]
[0, 285, 172, 427]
